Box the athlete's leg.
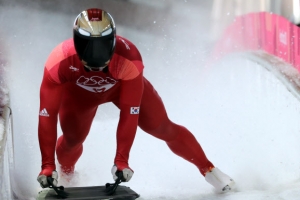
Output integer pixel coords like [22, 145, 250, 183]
[138, 78, 214, 176]
[56, 86, 98, 174]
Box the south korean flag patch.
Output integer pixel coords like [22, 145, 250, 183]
[130, 107, 140, 114]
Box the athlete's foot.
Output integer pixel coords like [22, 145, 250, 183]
[205, 167, 235, 192]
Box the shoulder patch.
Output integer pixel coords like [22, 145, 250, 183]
[130, 107, 140, 114]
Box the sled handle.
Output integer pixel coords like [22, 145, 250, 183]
[47, 177, 69, 199]
[105, 171, 124, 195]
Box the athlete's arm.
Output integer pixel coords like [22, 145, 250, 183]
[38, 69, 63, 176]
[114, 72, 144, 170]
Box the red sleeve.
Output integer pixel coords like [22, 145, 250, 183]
[114, 72, 144, 170]
[109, 36, 144, 81]
[38, 68, 63, 175]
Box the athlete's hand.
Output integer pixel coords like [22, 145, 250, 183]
[37, 168, 58, 188]
[111, 164, 134, 182]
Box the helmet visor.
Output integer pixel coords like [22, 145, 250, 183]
[74, 31, 115, 68]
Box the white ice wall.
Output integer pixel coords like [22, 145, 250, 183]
[0, 106, 14, 200]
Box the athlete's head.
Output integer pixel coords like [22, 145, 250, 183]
[73, 8, 116, 71]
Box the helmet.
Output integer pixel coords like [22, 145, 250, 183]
[73, 8, 116, 70]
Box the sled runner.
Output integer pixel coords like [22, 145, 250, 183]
[36, 185, 140, 200]
[36, 173, 140, 199]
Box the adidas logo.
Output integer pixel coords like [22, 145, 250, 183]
[39, 108, 49, 117]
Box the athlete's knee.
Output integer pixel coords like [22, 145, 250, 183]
[164, 124, 191, 142]
[143, 117, 182, 141]
[56, 135, 83, 151]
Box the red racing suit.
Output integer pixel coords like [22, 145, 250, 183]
[38, 36, 214, 177]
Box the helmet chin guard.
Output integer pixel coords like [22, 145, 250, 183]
[73, 8, 116, 68]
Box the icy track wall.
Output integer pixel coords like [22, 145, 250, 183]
[212, 12, 298, 64]
[0, 39, 14, 198]
[211, 12, 300, 100]
[0, 106, 14, 200]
